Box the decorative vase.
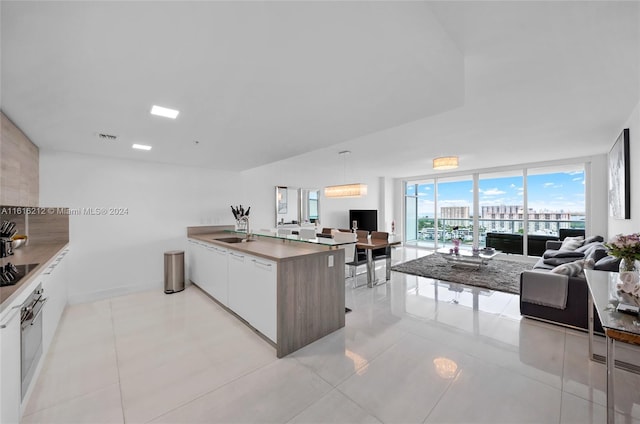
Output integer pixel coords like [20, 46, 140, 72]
[619, 257, 639, 273]
[618, 257, 640, 294]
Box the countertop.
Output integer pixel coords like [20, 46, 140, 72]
[0, 242, 69, 314]
[189, 232, 338, 262]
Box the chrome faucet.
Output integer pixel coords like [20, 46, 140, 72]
[238, 215, 250, 238]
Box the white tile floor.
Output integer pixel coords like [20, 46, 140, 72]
[22, 247, 640, 423]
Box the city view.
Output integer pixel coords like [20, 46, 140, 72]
[405, 169, 586, 248]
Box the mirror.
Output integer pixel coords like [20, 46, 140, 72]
[275, 186, 320, 226]
[300, 188, 320, 224]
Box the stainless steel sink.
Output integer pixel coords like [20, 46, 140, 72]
[215, 237, 254, 243]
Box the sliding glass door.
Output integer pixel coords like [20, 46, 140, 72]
[478, 171, 524, 251]
[405, 183, 418, 243]
[403, 162, 587, 256]
[526, 165, 585, 237]
[436, 176, 473, 249]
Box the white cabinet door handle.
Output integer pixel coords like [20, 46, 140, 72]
[252, 259, 272, 268]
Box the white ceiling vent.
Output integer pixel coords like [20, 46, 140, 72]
[97, 133, 118, 141]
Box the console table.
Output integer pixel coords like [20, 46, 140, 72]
[584, 269, 640, 424]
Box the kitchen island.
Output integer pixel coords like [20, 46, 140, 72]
[187, 226, 346, 358]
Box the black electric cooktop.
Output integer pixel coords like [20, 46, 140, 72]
[0, 263, 39, 287]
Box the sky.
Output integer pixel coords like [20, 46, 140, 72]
[411, 170, 585, 218]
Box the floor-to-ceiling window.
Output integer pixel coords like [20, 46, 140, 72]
[405, 183, 418, 243]
[403, 161, 587, 256]
[526, 165, 585, 236]
[404, 180, 435, 247]
[478, 170, 524, 251]
[436, 176, 473, 249]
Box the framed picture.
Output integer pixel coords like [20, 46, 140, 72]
[608, 128, 630, 219]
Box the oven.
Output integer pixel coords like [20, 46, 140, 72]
[20, 283, 46, 399]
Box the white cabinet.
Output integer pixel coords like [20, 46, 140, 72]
[188, 240, 229, 305]
[0, 246, 70, 424]
[189, 239, 278, 343]
[196, 243, 214, 296]
[227, 252, 277, 342]
[207, 245, 229, 305]
[246, 257, 277, 341]
[0, 306, 22, 424]
[187, 239, 204, 285]
[41, 249, 70, 352]
[227, 251, 250, 318]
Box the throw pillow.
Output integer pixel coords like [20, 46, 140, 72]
[551, 259, 585, 277]
[575, 241, 603, 254]
[583, 235, 604, 245]
[585, 246, 608, 264]
[543, 250, 585, 259]
[560, 236, 584, 251]
[544, 256, 586, 266]
[594, 255, 622, 272]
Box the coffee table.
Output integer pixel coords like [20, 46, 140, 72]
[436, 248, 500, 270]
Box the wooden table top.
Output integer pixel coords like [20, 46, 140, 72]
[356, 237, 401, 249]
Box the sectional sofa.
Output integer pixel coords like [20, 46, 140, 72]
[519, 235, 620, 333]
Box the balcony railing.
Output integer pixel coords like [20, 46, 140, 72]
[411, 218, 585, 249]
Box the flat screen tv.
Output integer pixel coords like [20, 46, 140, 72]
[349, 209, 378, 232]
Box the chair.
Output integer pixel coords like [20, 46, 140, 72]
[331, 231, 358, 281]
[370, 231, 391, 280]
[355, 230, 369, 239]
[341, 230, 367, 286]
[371, 231, 390, 260]
[332, 231, 356, 245]
[298, 228, 317, 240]
[321, 227, 333, 235]
[277, 228, 292, 236]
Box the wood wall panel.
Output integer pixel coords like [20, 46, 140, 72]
[28, 209, 69, 244]
[0, 112, 39, 206]
[277, 249, 345, 358]
[0, 206, 69, 245]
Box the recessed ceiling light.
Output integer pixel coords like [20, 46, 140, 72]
[150, 105, 179, 119]
[132, 144, 152, 151]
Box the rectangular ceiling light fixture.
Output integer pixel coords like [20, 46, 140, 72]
[150, 105, 179, 119]
[324, 183, 368, 198]
[132, 144, 152, 151]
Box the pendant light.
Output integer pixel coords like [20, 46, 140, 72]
[324, 151, 368, 198]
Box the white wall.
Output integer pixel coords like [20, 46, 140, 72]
[588, 154, 608, 238]
[39, 151, 239, 303]
[609, 100, 640, 238]
[240, 157, 386, 232]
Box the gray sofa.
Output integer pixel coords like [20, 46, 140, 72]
[519, 236, 620, 332]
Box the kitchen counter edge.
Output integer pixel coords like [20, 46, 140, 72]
[0, 242, 69, 315]
[188, 232, 337, 262]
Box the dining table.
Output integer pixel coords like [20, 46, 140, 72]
[355, 236, 402, 288]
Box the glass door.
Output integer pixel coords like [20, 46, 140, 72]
[405, 183, 418, 243]
[478, 171, 524, 252]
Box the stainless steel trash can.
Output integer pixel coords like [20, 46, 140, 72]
[164, 250, 185, 294]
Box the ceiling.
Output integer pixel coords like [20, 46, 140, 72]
[2, 1, 639, 179]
